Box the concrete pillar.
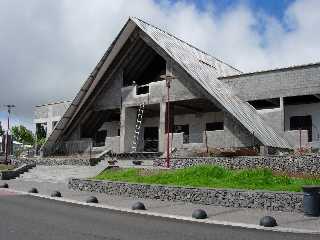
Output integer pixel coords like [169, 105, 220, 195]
[280, 97, 285, 131]
[158, 102, 166, 152]
[46, 105, 53, 138]
[120, 106, 137, 153]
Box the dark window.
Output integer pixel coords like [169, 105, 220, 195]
[174, 125, 189, 143]
[290, 115, 312, 142]
[36, 123, 47, 139]
[95, 130, 107, 146]
[248, 98, 280, 110]
[206, 122, 224, 131]
[174, 125, 189, 134]
[52, 121, 58, 128]
[284, 95, 320, 105]
[136, 85, 149, 95]
[117, 129, 120, 136]
[144, 127, 159, 152]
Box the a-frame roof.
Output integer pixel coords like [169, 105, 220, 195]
[44, 17, 291, 150]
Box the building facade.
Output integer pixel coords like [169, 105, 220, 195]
[34, 101, 70, 139]
[38, 18, 320, 156]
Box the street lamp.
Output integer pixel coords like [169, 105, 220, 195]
[4, 105, 15, 164]
[160, 74, 175, 168]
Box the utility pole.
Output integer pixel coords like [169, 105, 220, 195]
[160, 74, 175, 168]
[4, 105, 15, 164]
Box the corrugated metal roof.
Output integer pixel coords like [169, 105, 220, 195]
[132, 18, 290, 148]
[43, 17, 291, 151]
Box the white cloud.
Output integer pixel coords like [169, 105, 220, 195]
[0, 0, 320, 128]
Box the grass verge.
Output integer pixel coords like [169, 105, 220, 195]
[94, 165, 320, 192]
[0, 164, 15, 171]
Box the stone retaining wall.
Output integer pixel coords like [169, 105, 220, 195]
[153, 155, 320, 175]
[13, 157, 100, 166]
[68, 178, 303, 212]
[0, 164, 36, 180]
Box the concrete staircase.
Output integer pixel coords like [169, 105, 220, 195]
[17, 160, 109, 183]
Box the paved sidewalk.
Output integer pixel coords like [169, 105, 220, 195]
[17, 160, 158, 183]
[1, 179, 320, 233]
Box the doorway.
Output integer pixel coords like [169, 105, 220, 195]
[144, 127, 159, 152]
[290, 115, 312, 142]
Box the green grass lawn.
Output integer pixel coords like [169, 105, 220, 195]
[0, 164, 15, 171]
[94, 165, 320, 192]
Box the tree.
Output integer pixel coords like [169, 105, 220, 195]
[11, 125, 35, 145]
[0, 121, 4, 136]
[36, 124, 46, 140]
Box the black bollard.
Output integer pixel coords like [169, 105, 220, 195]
[0, 183, 9, 188]
[86, 196, 98, 203]
[259, 216, 278, 227]
[131, 202, 146, 210]
[192, 209, 208, 219]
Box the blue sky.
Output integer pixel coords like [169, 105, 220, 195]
[1, 0, 319, 131]
[163, 0, 294, 21]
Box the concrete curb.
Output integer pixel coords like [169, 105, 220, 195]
[2, 188, 319, 235]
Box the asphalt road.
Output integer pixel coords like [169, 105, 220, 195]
[0, 193, 318, 240]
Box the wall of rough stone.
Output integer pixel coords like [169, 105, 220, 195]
[13, 157, 100, 166]
[153, 155, 320, 175]
[0, 164, 36, 180]
[68, 178, 303, 212]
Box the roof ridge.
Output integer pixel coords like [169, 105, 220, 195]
[131, 17, 242, 73]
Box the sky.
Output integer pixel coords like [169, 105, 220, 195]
[0, 0, 320, 131]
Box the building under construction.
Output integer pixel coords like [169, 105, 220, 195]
[36, 18, 320, 157]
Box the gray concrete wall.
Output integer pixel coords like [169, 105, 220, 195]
[284, 130, 308, 148]
[258, 108, 284, 133]
[98, 121, 120, 137]
[121, 78, 202, 107]
[284, 102, 320, 142]
[221, 112, 257, 147]
[121, 81, 163, 107]
[34, 101, 70, 137]
[174, 112, 224, 143]
[94, 71, 122, 111]
[105, 136, 120, 153]
[120, 107, 137, 152]
[205, 117, 256, 148]
[220, 64, 320, 101]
